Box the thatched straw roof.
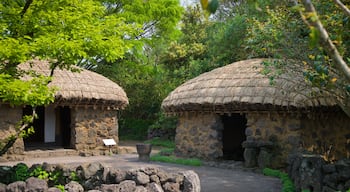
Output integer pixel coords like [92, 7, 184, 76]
[19, 60, 128, 109]
[162, 58, 337, 114]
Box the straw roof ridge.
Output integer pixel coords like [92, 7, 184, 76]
[19, 60, 128, 109]
[161, 58, 337, 114]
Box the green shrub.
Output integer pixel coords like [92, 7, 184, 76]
[158, 148, 175, 156]
[151, 154, 202, 166]
[29, 166, 49, 180]
[145, 138, 175, 148]
[148, 113, 177, 130]
[263, 168, 295, 192]
[119, 118, 153, 140]
[13, 163, 29, 182]
[55, 184, 65, 192]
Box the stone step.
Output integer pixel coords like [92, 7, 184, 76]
[24, 149, 79, 159]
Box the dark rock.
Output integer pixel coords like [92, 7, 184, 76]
[0, 166, 13, 184]
[243, 148, 258, 168]
[6, 181, 26, 192]
[79, 163, 104, 190]
[344, 179, 350, 189]
[118, 180, 136, 192]
[181, 170, 200, 192]
[322, 164, 336, 173]
[323, 173, 339, 189]
[106, 169, 127, 184]
[65, 181, 84, 192]
[245, 128, 253, 136]
[162, 182, 180, 192]
[288, 123, 300, 131]
[322, 185, 338, 192]
[25, 177, 48, 192]
[258, 148, 272, 168]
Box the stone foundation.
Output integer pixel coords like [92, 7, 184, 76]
[300, 113, 350, 161]
[243, 112, 302, 168]
[175, 113, 223, 160]
[0, 105, 121, 160]
[71, 108, 119, 156]
[174, 111, 350, 169]
[0, 105, 25, 160]
[288, 154, 350, 192]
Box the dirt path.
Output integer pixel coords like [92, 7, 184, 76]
[0, 150, 282, 192]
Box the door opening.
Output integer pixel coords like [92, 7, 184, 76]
[222, 114, 247, 161]
[22, 106, 72, 150]
[23, 106, 45, 147]
[57, 106, 71, 148]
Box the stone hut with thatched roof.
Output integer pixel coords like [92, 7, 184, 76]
[0, 60, 128, 160]
[162, 58, 350, 168]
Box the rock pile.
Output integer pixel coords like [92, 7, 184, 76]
[0, 162, 200, 192]
[288, 153, 350, 192]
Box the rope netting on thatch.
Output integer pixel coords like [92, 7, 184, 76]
[19, 60, 128, 109]
[162, 58, 337, 114]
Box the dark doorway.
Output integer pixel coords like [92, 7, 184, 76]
[23, 106, 72, 150]
[23, 106, 45, 147]
[58, 106, 71, 148]
[222, 114, 247, 161]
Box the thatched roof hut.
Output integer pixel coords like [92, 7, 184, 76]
[19, 60, 128, 109]
[0, 60, 129, 159]
[162, 58, 337, 114]
[161, 58, 349, 168]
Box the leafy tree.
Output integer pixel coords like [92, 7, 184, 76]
[240, 0, 350, 116]
[0, 0, 154, 154]
[93, 0, 183, 139]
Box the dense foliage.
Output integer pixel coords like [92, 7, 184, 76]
[1, 0, 350, 144]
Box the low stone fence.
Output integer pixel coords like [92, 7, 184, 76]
[287, 153, 350, 192]
[0, 162, 200, 192]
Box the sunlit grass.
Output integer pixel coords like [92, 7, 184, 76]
[150, 154, 202, 166]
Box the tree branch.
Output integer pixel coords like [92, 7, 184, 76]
[20, 0, 33, 18]
[300, 0, 350, 83]
[333, 0, 350, 17]
[0, 108, 36, 156]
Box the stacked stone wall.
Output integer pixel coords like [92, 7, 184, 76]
[0, 162, 200, 192]
[0, 105, 24, 160]
[300, 112, 350, 161]
[175, 113, 223, 160]
[244, 113, 301, 168]
[71, 108, 119, 156]
[288, 154, 350, 192]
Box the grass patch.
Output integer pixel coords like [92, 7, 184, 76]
[150, 154, 202, 166]
[147, 138, 201, 166]
[263, 168, 295, 192]
[145, 137, 175, 148]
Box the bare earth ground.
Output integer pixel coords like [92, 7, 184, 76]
[0, 141, 282, 192]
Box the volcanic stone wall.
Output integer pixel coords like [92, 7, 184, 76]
[300, 112, 350, 161]
[175, 113, 223, 160]
[0, 105, 24, 160]
[70, 107, 119, 155]
[244, 112, 302, 168]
